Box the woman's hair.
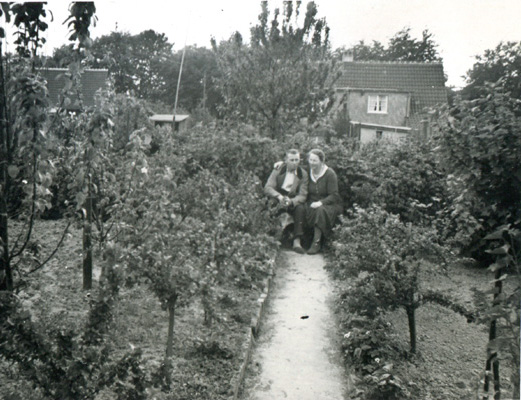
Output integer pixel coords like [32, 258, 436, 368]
[308, 148, 325, 163]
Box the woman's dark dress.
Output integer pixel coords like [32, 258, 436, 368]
[294, 167, 343, 239]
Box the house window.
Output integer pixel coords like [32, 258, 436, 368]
[368, 95, 388, 114]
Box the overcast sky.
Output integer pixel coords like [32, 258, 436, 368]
[3, 0, 521, 88]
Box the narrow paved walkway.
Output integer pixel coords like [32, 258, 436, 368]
[243, 251, 348, 400]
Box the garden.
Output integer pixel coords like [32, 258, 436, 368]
[1, 2, 520, 400]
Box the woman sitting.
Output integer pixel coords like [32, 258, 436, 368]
[293, 148, 343, 255]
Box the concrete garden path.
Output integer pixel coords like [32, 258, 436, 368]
[243, 250, 349, 400]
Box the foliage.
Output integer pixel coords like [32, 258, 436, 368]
[480, 224, 520, 400]
[0, 266, 149, 400]
[346, 27, 442, 62]
[212, 1, 337, 138]
[340, 314, 409, 400]
[432, 79, 521, 258]
[51, 29, 174, 101]
[358, 138, 448, 225]
[162, 46, 222, 115]
[64, 2, 97, 50]
[107, 125, 277, 384]
[170, 121, 281, 185]
[328, 206, 452, 353]
[461, 41, 521, 100]
[11, 2, 50, 58]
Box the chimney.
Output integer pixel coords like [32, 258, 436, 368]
[342, 50, 354, 62]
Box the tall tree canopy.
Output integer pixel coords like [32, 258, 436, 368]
[461, 41, 521, 100]
[212, 1, 337, 138]
[49, 32, 221, 114]
[49, 30, 172, 99]
[347, 27, 442, 62]
[162, 46, 222, 115]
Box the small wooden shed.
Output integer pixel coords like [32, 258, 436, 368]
[149, 114, 190, 132]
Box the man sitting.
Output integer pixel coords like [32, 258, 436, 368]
[264, 149, 308, 249]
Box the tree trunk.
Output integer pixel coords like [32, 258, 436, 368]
[164, 295, 177, 385]
[0, 41, 13, 291]
[406, 306, 417, 354]
[83, 174, 93, 290]
[483, 267, 503, 400]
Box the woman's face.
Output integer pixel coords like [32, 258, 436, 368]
[308, 153, 322, 171]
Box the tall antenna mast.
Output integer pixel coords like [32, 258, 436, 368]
[172, 44, 187, 131]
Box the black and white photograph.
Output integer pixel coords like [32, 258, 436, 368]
[0, 1, 520, 399]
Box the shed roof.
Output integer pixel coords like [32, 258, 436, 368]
[39, 68, 108, 109]
[337, 61, 447, 114]
[149, 114, 190, 123]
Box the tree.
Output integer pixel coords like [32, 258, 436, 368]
[347, 27, 442, 62]
[328, 206, 454, 355]
[347, 39, 386, 61]
[110, 125, 277, 385]
[51, 29, 174, 100]
[461, 41, 521, 100]
[162, 46, 222, 115]
[1, 3, 57, 291]
[212, 1, 337, 138]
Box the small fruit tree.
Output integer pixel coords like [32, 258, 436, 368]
[110, 126, 277, 386]
[329, 206, 452, 354]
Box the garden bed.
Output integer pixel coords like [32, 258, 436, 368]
[331, 259, 515, 400]
[1, 219, 273, 400]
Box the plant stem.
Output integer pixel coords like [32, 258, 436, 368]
[483, 267, 503, 400]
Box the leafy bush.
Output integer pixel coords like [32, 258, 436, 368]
[169, 121, 282, 185]
[0, 268, 149, 400]
[432, 80, 521, 259]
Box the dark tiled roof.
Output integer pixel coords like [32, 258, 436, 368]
[38, 68, 109, 110]
[337, 61, 447, 114]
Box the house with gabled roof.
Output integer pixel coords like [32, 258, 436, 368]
[334, 53, 447, 143]
[38, 68, 109, 111]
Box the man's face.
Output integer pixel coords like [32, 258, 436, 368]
[285, 153, 300, 172]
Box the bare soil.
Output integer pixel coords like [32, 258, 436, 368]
[1, 219, 267, 399]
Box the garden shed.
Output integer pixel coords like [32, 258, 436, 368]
[149, 114, 190, 132]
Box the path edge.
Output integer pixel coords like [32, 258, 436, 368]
[229, 252, 279, 400]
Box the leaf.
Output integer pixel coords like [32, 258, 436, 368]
[486, 244, 510, 255]
[7, 165, 20, 179]
[483, 225, 510, 240]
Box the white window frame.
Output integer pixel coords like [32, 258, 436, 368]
[367, 95, 388, 114]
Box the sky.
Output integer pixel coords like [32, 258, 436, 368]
[2, 0, 521, 89]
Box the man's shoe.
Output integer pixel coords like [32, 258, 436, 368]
[307, 241, 321, 255]
[293, 245, 306, 254]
